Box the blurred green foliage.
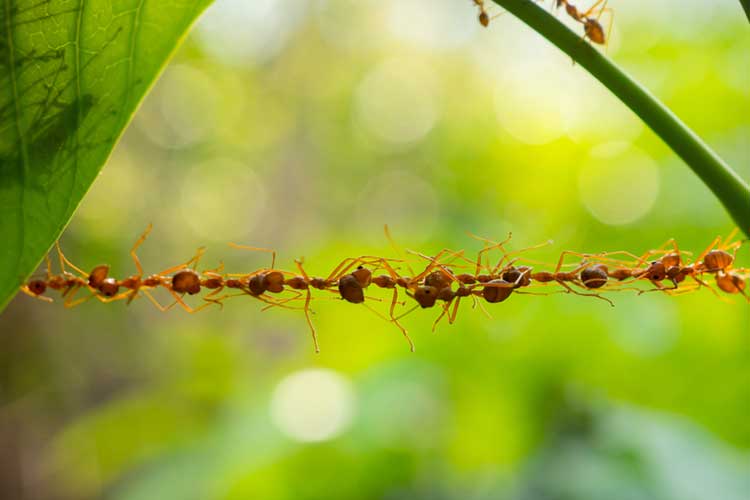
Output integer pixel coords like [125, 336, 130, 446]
[1, 0, 748, 499]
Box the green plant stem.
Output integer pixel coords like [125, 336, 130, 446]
[741, 0, 750, 22]
[491, 0, 750, 237]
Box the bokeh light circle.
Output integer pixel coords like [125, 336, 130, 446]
[578, 143, 660, 225]
[386, 0, 475, 49]
[560, 68, 643, 144]
[135, 64, 219, 149]
[179, 159, 267, 243]
[270, 369, 356, 442]
[195, 0, 306, 66]
[354, 58, 440, 146]
[492, 57, 569, 145]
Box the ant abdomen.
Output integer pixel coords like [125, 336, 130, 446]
[580, 265, 608, 289]
[172, 270, 201, 295]
[715, 272, 746, 295]
[482, 279, 513, 303]
[338, 274, 364, 304]
[88, 265, 109, 288]
[98, 278, 120, 298]
[703, 250, 733, 272]
[264, 271, 285, 293]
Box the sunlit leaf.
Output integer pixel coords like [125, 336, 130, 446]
[0, 0, 213, 310]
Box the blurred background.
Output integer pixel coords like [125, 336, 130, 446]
[1, 0, 749, 498]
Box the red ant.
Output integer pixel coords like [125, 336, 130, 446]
[554, 0, 613, 47]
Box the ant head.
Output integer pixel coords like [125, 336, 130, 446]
[28, 279, 47, 296]
[352, 266, 372, 288]
[647, 261, 666, 281]
[414, 286, 438, 308]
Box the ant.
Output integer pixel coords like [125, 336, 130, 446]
[472, 0, 504, 27]
[554, 0, 613, 47]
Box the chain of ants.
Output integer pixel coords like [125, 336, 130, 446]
[473, 0, 612, 46]
[21, 225, 749, 353]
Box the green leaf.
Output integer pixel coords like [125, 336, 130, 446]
[0, 0, 213, 311]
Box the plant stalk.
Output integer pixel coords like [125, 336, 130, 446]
[490, 0, 750, 237]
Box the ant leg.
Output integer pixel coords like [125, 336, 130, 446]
[166, 289, 198, 313]
[156, 247, 206, 276]
[260, 291, 305, 311]
[554, 250, 592, 273]
[130, 223, 153, 276]
[492, 240, 553, 274]
[694, 236, 722, 266]
[722, 228, 740, 248]
[410, 249, 463, 283]
[688, 276, 725, 300]
[20, 286, 54, 302]
[142, 289, 171, 312]
[408, 249, 469, 280]
[228, 243, 277, 270]
[393, 302, 420, 322]
[55, 241, 87, 277]
[467, 231, 512, 275]
[388, 288, 415, 351]
[45, 253, 54, 279]
[326, 255, 390, 283]
[432, 304, 448, 333]
[199, 286, 227, 310]
[599, 6, 614, 54]
[557, 280, 614, 306]
[122, 227, 155, 306]
[385, 224, 416, 276]
[582, 0, 606, 17]
[295, 259, 312, 281]
[325, 257, 369, 282]
[63, 286, 94, 308]
[301, 289, 320, 353]
[472, 293, 493, 319]
[447, 297, 462, 324]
